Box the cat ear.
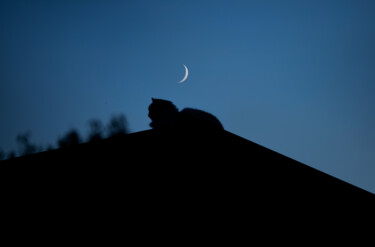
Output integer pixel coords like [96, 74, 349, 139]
[152, 98, 155, 102]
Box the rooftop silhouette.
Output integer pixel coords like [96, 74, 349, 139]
[1, 100, 374, 227]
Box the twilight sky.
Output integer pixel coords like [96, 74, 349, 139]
[1, 0, 374, 193]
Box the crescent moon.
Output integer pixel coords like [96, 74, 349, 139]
[178, 64, 188, 83]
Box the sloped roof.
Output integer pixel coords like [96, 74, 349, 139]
[1, 128, 374, 215]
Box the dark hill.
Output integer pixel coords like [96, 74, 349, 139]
[1, 128, 374, 235]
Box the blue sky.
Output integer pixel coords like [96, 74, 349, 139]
[1, 0, 374, 193]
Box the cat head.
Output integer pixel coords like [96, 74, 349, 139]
[148, 98, 179, 128]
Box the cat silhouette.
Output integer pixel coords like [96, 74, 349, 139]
[148, 98, 224, 130]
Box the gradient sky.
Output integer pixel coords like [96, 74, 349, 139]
[1, 0, 374, 193]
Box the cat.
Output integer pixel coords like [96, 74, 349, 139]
[148, 98, 224, 130]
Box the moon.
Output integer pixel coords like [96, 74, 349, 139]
[178, 64, 188, 83]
